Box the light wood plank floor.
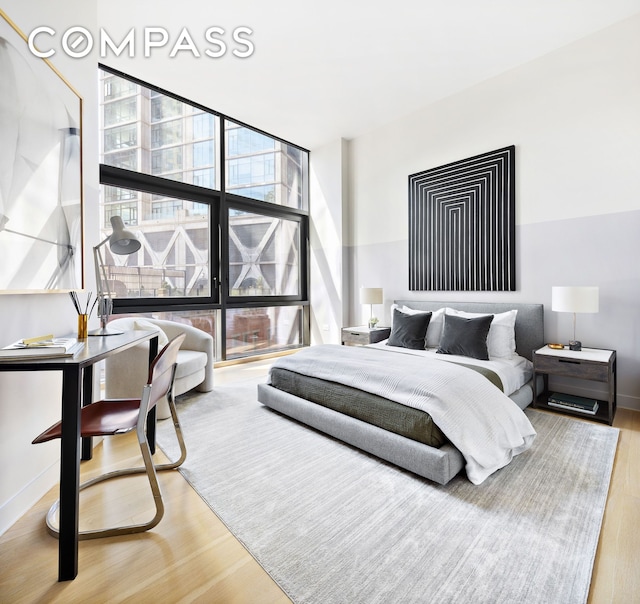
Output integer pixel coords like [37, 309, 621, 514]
[1, 360, 638, 603]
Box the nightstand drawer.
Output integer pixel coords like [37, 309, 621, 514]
[342, 330, 368, 345]
[341, 327, 391, 346]
[534, 354, 609, 381]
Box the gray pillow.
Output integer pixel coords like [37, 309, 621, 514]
[436, 314, 493, 360]
[387, 309, 431, 350]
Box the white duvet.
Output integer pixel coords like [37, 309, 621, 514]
[269, 344, 536, 484]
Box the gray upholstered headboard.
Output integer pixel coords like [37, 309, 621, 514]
[394, 300, 544, 361]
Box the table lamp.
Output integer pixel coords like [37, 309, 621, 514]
[551, 286, 599, 351]
[90, 216, 141, 336]
[360, 287, 383, 329]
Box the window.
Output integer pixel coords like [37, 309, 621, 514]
[104, 201, 138, 226]
[136, 309, 219, 357]
[104, 185, 136, 203]
[151, 146, 183, 176]
[151, 120, 183, 148]
[100, 73, 219, 188]
[193, 169, 214, 188]
[226, 306, 304, 358]
[103, 124, 137, 152]
[103, 74, 136, 100]
[192, 113, 214, 139]
[151, 199, 183, 220]
[151, 93, 183, 121]
[227, 154, 275, 186]
[229, 208, 300, 297]
[103, 96, 137, 127]
[99, 185, 211, 299]
[192, 141, 214, 168]
[225, 121, 307, 210]
[105, 149, 137, 171]
[226, 124, 274, 156]
[99, 66, 309, 362]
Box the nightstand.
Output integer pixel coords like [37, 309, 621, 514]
[532, 345, 616, 425]
[341, 326, 391, 346]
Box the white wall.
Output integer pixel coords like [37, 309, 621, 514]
[0, 1, 99, 535]
[345, 14, 640, 409]
[309, 139, 351, 344]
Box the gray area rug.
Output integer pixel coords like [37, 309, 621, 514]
[157, 378, 619, 604]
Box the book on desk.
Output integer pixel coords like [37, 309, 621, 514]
[0, 335, 84, 360]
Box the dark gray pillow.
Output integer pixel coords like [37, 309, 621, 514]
[436, 314, 493, 360]
[387, 309, 431, 350]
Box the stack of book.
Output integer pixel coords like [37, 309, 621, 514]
[547, 392, 599, 415]
[0, 334, 83, 360]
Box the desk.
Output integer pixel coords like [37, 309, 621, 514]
[0, 330, 158, 581]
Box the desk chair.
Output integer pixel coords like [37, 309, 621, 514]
[32, 334, 187, 540]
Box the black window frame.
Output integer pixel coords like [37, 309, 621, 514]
[98, 64, 310, 361]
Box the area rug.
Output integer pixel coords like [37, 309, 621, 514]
[157, 379, 619, 604]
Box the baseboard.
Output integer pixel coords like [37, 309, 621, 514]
[618, 394, 640, 412]
[0, 461, 59, 537]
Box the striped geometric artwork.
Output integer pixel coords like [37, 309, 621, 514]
[408, 146, 516, 291]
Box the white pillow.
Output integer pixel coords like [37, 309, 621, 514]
[444, 308, 517, 359]
[391, 305, 447, 349]
[133, 319, 169, 348]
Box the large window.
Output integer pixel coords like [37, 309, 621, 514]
[98, 66, 309, 361]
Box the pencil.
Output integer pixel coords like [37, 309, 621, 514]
[69, 291, 81, 314]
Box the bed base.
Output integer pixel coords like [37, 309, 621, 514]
[257, 383, 465, 485]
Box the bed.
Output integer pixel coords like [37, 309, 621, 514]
[257, 301, 544, 485]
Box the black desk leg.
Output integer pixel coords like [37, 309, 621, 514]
[81, 367, 93, 461]
[58, 366, 82, 581]
[146, 335, 159, 454]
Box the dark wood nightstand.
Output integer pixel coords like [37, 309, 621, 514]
[341, 326, 391, 346]
[532, 345, 617, 425]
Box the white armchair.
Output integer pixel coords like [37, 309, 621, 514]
[104, 317, 214, 419]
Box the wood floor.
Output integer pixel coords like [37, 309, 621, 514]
[1, 360, 638, 603]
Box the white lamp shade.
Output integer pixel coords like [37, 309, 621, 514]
[551, 286, 599, 313]
[360, 287, 383, 305]
[108, 216, 141, 255]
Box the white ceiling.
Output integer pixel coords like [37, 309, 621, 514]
[97, 0, 640, 150]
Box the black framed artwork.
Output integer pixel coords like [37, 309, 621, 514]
[408, 146, 515, 292]
[0, 9, 83, 293]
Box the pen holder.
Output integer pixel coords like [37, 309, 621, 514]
[77, 314, 88, 339]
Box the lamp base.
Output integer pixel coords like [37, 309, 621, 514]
[569, 340, 582, 351]
[88, 327, 123, 337]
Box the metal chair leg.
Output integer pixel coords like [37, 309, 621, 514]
[154, 391, 187, 471]
[45, 432, 164, 541]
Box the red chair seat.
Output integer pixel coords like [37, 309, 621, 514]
[32, 399, 142, 444]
